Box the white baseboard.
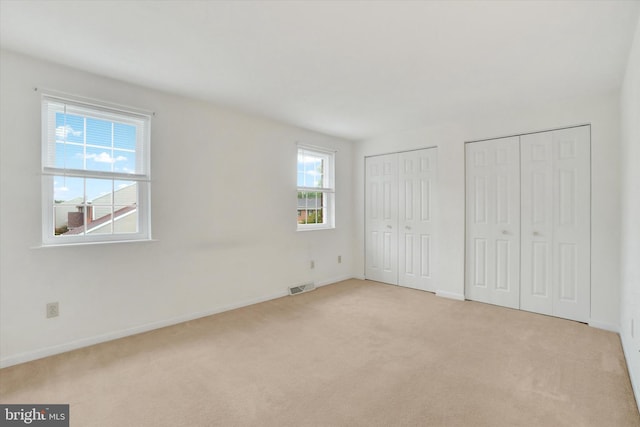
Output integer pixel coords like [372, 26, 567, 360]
[0, 289, 288, 369]
[435, 290, 465, 301]
[0, 276, 363, 368]
[316, 274, 356, 287]
[588, 320, 620, 333]
[621, 334, 640, 412]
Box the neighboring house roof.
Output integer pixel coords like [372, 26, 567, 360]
[91, 183, 137, 206]
[63, 205, 136, 235]
[59, 183, 138, 235]
[298, 197, 322, 209]
[56, 196, 83, 205]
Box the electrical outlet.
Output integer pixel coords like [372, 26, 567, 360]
[338, 255, 342, 264]
[310, 260, 315, 269]
[46, 302, 59, 318]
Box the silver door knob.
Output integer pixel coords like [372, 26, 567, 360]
[533, 231, 540, 236]
[502, 230, 508, 235]
[386, 225, 392, 229]
[405, 226, 412, 230]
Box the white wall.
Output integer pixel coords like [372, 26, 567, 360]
[354, 91, 622, 330]
[0, 50, 355, 367]
[0, 42, 633, 382]
[620, 14, 640, 407]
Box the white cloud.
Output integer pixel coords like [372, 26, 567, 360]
[85, 152, 127, 164]
[55, 125, 82, 139]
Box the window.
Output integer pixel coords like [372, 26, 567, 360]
[41, 94, 151, 245]
[297, 145, 335, 230]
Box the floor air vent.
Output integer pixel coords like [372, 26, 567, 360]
[288, 282, 316, 295]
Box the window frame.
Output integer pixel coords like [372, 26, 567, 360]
[41, 93, 152, 246]
[297, 145, 335, 231]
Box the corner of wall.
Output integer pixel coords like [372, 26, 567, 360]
[619, 11, 640, 411]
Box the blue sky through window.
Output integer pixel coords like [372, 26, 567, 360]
[54, 112, 137, 202]
[297, 153, 324, 188]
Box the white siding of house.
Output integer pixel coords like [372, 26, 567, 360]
[90, 183, 137, 220]
[88, 184, 138, 234]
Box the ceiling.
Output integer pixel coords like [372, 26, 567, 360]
[1, 1, 639, 141]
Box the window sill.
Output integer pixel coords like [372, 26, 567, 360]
[32, 239, 158, 249]
[297, 226, 335, 232]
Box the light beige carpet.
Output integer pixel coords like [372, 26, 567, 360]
[1, 279, 638, 426]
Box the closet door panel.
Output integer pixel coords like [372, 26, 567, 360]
[552, 126, 590, 322]
[365, 154, 398, 284]
[465, 137, 520, 309]
[466, 143, 495, 304]
[521, 132, 554, 315]
[398, 149, 437, 291]
[521, 126, 590, 322]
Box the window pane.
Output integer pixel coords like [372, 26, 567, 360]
[112, 149, 135, 173]
[86, 117, 112, 148]
[113, 206, 138, 233]
[113, 123, 136, 151]
[86, 178, 113, 203]
[302, 209, 322, 225]
[316, 158, 324, 187]
[304, 157, 315, 187]
[51, 111, 140, 174]
[113, 181, 138, 233]
[297, 191, 325, 225]
[55, 113, 84, 144]
[114, 180, 137, 205]
[53, 176, 84, 236]
[87, 218, 112, 235]
[55, 142, 84, 170]
[85, 146, 115, 172]
[298, 153, 325, 188]
[53, 205, 81, 235]
[51, 178, 140, 237]
[54, 176, 84, 203]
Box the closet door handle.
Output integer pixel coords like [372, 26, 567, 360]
[533, 231, 540, 236]
[386, 225, 392, 229]
[405, 226, 412, 230]
[501, 230, 508, 235]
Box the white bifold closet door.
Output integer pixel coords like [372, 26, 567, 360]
[520, 126, 590, 322]
[365, 148, 437, 291]
[398, 150, 436, 291]
[365, 153, 398, 285]
[465, 126, 590, 323]
[465, 137, 521, 309]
